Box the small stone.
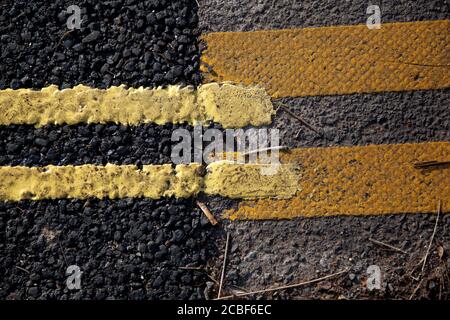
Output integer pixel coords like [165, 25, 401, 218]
[63, 39, 73, 49]
[35, 138, 48, 147]
[82, 31, 101, 44]
[428, 281, 436, 290]
[72, 43, 84, 52]
[181, 274, 192, 284]
[172, 230, 185, 243]
[6, 143, 19, 153]
[54, 52, 65, 61]
[244, 251, 257, 261]
[137, 243, 147, 253]
[27, 287, 39, 298]
[153, 276, 164, 288]
[10, 79, 20, 89]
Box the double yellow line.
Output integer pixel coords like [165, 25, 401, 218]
[1, 20, 448, 219]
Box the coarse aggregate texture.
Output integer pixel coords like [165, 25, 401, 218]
[2, 0, 449, 301]
[0, 0, 200, 90]
[227, 142, 450, 219]
[198, 0, 450, 33]
[0, 83, 274, 128]
[217, 213, 449, 299]
[201, 20, 450, 98]
[272, 89, 450, 148]
[0, 198, 218, 300]
[0, 123, 185, 167]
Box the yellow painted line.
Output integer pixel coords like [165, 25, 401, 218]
[2, 143, 448, 217]
[201, 20, 450, 98]
[226, 141, 450, 219]
[0, 83, 274, 128]
[0, 164, 203, 201]
[0, 163, 299, 201]
[205, 161, 300, 199]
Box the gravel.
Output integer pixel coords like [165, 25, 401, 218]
[0, 198, 218, 300]
[0, 123, 186, 166]
[214, 214, 450, 300]
[1, 0, 216, 302]
[0, 123, 227, 166]
[0, 0, 200, 89]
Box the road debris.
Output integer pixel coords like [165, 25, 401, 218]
[215, 268, 349, 300]
[369, 238, 408, 254]
[197, 201, 219, 226]
[218, 231, 230, 298]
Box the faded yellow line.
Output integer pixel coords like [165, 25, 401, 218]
[0, 83, 274, 128]
[201, 20, 450, 98]
[226, 142, 450, 219]
[0, 163, 299, 201]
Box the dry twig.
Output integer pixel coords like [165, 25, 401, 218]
[15, 266, 30, 274]
[207, 274, 219, 285]
[196, 201, 218, 226]
[218, 231, 230, 298]
[369, 238, 408, 254]
[215, 268, 349, 300]
[420, 200, 441, 274]
[409, 201, 442, 299]
[178, 266, 204, 271]
[409, 279, 423, 300]
[276, 102, 322, 136]
[413, 161, 450, 169]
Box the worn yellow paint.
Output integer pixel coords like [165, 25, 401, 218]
[0, 83, 274, 128]
[201, 20, 450, 98]
[204, 161, 300, 199]
[226, 142, 450, 219]
[0, 163, 299, 201]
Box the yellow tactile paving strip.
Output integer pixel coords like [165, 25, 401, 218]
[201, 20, 450, 98]
[226, 141, 450, 219]
[0, 83, 274, 128]
[0, 163, 299, 201]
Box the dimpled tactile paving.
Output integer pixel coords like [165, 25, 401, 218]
[226, 141, 450, 219]
[201, 20, 450, 98]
